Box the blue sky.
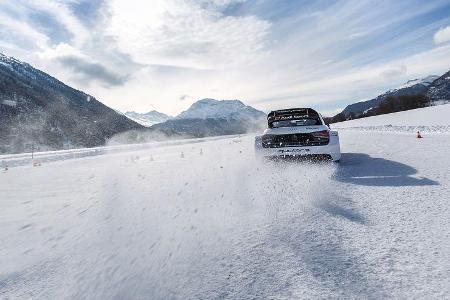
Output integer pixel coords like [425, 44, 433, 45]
[1, 0, 450, 115]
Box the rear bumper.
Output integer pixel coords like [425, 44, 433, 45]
[255, 135, 341, 161]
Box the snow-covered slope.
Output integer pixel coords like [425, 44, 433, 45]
[125, 110, 171, 127]
[0, 53, 142, 154]
[332, 103, 450, 133]
[399, 75, 439, 89]
[177, 98, 265, 120]
[427, 70, 450, 104]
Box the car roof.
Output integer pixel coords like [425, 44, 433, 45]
[267, 108, 319, 119]
[267, 108, 322, 127]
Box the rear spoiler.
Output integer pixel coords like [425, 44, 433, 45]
[267, 108, 319, 127]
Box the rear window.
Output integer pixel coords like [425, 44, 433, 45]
[271, 117, 321, 128]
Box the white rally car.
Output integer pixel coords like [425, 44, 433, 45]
[255, 108, 341, 162]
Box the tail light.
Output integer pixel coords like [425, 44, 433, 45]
[311, 130, 329, 138]
[261, 134, 274, 147]
[262, 134, 274, 141]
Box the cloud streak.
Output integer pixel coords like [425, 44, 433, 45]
[434, 26, 450, 44]
[57, 56, 128, 87]
[39, 43, 128, 87]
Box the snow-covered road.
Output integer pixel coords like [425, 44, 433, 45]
[1, 131, 449, 299]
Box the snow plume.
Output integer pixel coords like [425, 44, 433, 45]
[77, 137, 338, 299]
[0, 135, 339, 298]
[105, 129, 177, 146]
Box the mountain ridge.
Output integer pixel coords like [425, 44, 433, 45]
[426, 70, 450, 104]
[340, 74, 440, 118]
[176, 98, 265, 120]
[0, 53, 143, 154]
[145, 98, 266, 138]
[331, 71, 450, 122]
[124, 110, 172, 127]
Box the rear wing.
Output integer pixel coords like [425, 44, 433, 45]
[267, 108, 320, 128]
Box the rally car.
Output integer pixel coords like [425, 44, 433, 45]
[255, 108, 341, 162]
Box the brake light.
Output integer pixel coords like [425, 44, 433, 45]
[261, 134, 274, 146]
[311, 130, 329, 138]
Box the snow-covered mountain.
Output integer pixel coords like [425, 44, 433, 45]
[148, 99, 266, 138]
[427, 70, 450, 104]
[397, 75, 439, 89]
[125, 110, 172, 127]
[176, 98, 265, 120]
[0, 53, 142, 154]
[340, 74, 441, 118]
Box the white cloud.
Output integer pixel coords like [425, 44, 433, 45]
[194, 0, 247, 8]
[105, 0, 271, 69]
[247, 43, 450, 112]
[434, 26, 450, 44]
[380, 65, 407, 80]
[38, 43, 127, 87]
[0, 10, 49, 51]
[321, 108, 344, 118]
[39, 43, 87, 61]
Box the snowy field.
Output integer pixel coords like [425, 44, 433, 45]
[1, 128, 450, 298]
[332, 103, 450, 134]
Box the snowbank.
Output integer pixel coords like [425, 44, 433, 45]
[0, 134, 242, 168]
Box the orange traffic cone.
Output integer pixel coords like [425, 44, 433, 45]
[417, 131, 423, 139]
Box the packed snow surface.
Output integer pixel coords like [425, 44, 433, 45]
[1, 131, 449, 299]
[333, 103, 450, 133]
